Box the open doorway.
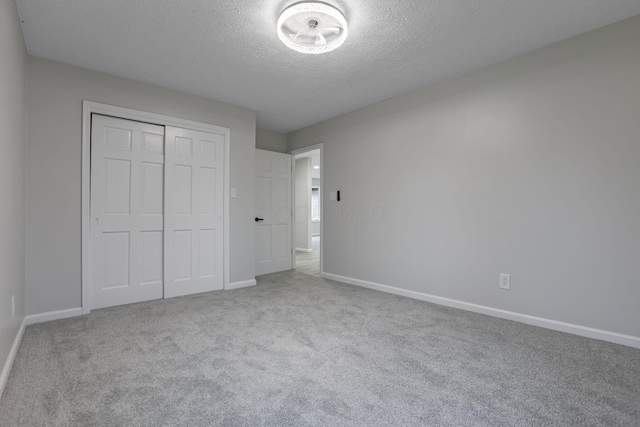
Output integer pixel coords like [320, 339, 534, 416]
[291, 146, 322, 276]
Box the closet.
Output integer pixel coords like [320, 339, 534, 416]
[90, 114, 224, 309]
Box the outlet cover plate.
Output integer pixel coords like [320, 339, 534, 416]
[500, 274, 511, 290]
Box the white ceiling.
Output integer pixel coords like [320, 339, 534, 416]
[15, 0, 640, 133]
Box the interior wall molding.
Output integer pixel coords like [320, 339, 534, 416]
[0, 318, 26, 398]
[321, 272, 640, 349]
[25, 308, 84, 326]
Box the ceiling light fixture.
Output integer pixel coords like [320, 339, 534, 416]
[277, 2, 348, 54]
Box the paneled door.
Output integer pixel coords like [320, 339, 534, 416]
[91, 114, 165, 309]
[255, 149, 292, 275]
[164, 127, 225, 298]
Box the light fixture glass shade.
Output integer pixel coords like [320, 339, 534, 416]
[277, 2, 348, 54]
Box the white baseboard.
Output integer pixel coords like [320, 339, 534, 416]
[226, 279, 257, 290]
[321, 273, 640, 349]
[25, 307, 83, 325]
[296, 248, 313, 253]
[0, 318, 26, 398]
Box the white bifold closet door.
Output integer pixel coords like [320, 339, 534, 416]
[91, 115, 166, 309]
[164, 127, 224, 298]
[91, 114, 224, 309]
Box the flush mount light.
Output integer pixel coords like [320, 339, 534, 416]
[277, 2, 348, 54]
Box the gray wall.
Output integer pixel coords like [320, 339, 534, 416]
[26, 57, 257, 315]
[294, 158, 312, 251]
[288, 16, 640, 337]
[256, 128, 287, 153]
[311, 221, 320, 237]
[0, 0, 27, 381]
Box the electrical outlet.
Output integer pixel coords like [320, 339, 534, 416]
[12, 295, 15, 318]
[499, 274, 511, 290]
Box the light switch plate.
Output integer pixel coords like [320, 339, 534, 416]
[329, 191, 337, 201]
[231, 188, 237, 198]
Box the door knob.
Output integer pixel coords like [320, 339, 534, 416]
[255, 217, 264, 222]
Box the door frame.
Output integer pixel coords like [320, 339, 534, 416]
[289, 143, 323, 275]
[81, 101, 231, 314]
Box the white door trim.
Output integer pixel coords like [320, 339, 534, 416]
[81, 101, 231, 315]
[289, 143, 323, 276]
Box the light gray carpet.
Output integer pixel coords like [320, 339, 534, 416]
[1, 271, 639, 426]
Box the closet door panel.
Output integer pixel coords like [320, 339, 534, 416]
[164, 127, 224, 298]
[91, 114, 165, 309]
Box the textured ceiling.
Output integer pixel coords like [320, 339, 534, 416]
[15, 0, 640, 133]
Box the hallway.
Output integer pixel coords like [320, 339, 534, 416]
[295, 235, 320, 276]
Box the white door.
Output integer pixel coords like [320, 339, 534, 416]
[164, 127, 225, 298]
[91, 114, 165, 309]
[256, 149, 292, 275]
